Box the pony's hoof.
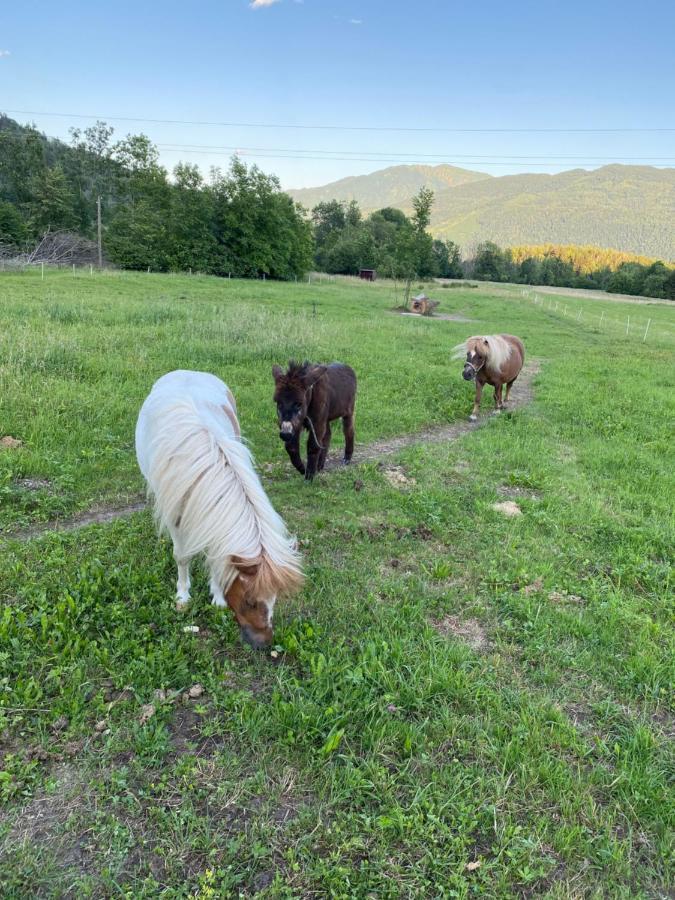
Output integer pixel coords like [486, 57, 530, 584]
[342, 457, 351, 466]
[175, 597, 190, 611]
[469, 414, 478, 422]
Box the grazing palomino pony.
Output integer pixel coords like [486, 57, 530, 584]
[454, 334, 525, 421]
[272, 361, 357, 481]
[135, 370, 303, 648]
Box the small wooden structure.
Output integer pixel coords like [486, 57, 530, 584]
[410, 293, 440, 316]
[359, 268, 376, 281]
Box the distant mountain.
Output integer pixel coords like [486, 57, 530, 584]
[288, 163, 675, 261]
[288, 164, 490, 213]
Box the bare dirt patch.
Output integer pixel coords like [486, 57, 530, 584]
[492, 500, 522, 518]
[431, 615, 490, 651]
[3, 499, 147, 543]
[0, 435, 23, 449]
[14, 478, 52, 492]
[0, 763, 88, 855]
[381, 464, 416, 488]
[496, 484, 542, 501]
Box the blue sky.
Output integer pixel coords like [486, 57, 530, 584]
[2, 0, 674, 188]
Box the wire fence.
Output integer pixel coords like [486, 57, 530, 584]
[521, 288, 675, 344]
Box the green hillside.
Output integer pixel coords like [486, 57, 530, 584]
[289, 164, 675, 261]
[288, 164, 490, 213]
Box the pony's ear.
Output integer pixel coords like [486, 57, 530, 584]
[303, 365, 327, 388]
[483, 338, 489, 346]
[231, 555, 261, 580]
[272, 365, 284, 382]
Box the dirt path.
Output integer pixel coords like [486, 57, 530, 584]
[325, 359, 540, 469]
[3, 362, 540, 543]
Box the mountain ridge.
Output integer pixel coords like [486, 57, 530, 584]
[288, 163, 675, 260]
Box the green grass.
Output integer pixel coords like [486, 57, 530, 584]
[0, 269, 673, 898]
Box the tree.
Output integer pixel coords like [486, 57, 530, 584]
[166, 163, 218, 273]
[431, 239, 463, 278]
[471, 242, 511, 282]
[30, 164, 78, 233]
[0, 200, 28, 247]
[398, 186, 435, 302]
[211, 157, 313, 279]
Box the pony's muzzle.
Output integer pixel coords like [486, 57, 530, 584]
[240, 624, 273, 649]
[462, 367, 475, 381]
[279, 421, 294, 442]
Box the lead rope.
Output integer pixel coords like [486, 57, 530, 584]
[304, 375, 326, 450]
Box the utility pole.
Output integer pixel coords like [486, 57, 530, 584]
[96, 196, 103, 268]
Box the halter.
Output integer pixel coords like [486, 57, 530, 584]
[464, 357, 485, 375]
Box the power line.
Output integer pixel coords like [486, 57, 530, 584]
[5, 109, 675, 133]
[157, 143, 675, 161]
[156, 147, 675, 168]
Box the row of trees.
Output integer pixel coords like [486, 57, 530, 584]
[467, 242, 675, 300]
[311, 196, 462, 281]
[0, 116, 313, 278]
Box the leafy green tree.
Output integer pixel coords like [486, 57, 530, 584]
[431, 239, 463, 278]
[166, 163, 218, 273]
[30, 164, 78, 233]
[211, 157, 312, 279]
[0, 200, 28, 246]
[471, 242, 511, 282]
[104, 200, 169, 270]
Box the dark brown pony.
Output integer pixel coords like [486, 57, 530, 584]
[454, 334, 525, 420]
[272, 361, 357, 480]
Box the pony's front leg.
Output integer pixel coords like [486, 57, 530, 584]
[470, 381, 484, 421]
[284, 435, 306, 475]
[494, 383, 504, 413]
[175, 556, 191, 608]
[209, 575, 227, 608]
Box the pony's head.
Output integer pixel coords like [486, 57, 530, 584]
[226, 554, 304, 649]
[453, 336, 512, 381]
[453, 337, 489, 381]
[272, 361, 327, 444]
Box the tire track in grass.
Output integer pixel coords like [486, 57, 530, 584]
[2, 361, 540, 543]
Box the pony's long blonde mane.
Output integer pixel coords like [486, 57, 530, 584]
[452, 335, 514, 374]
[145, 394, 302, 600]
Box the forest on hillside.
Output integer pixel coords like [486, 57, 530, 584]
[0, 115, 313, 279]
[1, 115, 673, 299]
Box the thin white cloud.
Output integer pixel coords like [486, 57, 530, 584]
[250, 0, 281, 7]
[0, 50, 11, 58]
[349, 18, 362, 24]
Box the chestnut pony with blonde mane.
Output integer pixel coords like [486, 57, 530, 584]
[136, 370, 303, 648]
[453, 334, 525, 420]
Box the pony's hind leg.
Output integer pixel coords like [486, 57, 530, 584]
[318, 422, 332, 471]
[493, 383, 504, 413]
[504, 379, 516, 406]
[342, 412, 355, 463]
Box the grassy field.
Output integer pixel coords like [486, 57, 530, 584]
[0, 269, 673, 898]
